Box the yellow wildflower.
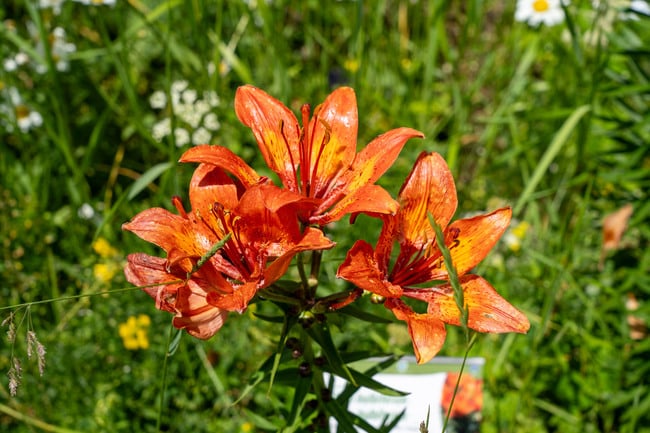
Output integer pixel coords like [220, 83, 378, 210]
[92, 237, 118, 258]
[503, 220, 530, 253]
[118, 315, 151, 350]
[93, 263, 118, 284]
[343, 58, 359, 73]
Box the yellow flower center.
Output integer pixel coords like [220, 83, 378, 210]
[533, 0, 550, 12]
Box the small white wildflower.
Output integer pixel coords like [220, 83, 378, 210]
[77, 203, 95, 219]
[14, 52, 30, 66]
[152, 118, 171, 142]
[52, 27, 65, 38]
[203, 90, 220, 107]
[171, 80, 188, 97]
[149, 90, 167, 109]
[174, 127, 190, 147]
[176, 105, 202, 128]
[191, 127, 212, 145]
[203, 112, 220, 131]
[181, 88, 197, 105]
[3, 58, 17, 72]
[515, 0, 568, 26]
[193, 99, 211, 116]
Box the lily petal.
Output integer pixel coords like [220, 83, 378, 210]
[307, 87, 358, 197]
[337, 240, 403, 298]
[407, 274, 530, 334]
[125, 253, 229, 339]
[124, 253, 180, 313]
[173, 280, 230, 338]
[235, 85, 300, 191]
[397, 151, 457, 250]
[206, 282, 258, 313]
[315, 184, 398, 226]
[316, 128, 424, 219]
[123, 208, 201, 259]
[180, 144, 262, 189]
[429, 207, 512, 280]
[386, 298, 447, 364]
[172, 307, 228, 340]
[189, 163, 242, 212]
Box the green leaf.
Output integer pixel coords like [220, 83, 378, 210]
[127, 161, 173, 200]
[167, 327, 183, 356]
[337, 305, 393, 324]
[288, 372, 313, 426]
[306, 322, 357, 386]
[323, 365, 408, 398]
[243, 408, 282, 431]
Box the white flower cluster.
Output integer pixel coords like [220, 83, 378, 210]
[3, 25, 76, 74]
[150, 80, 221, 147]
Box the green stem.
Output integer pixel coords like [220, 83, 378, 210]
[441, 333, 478, 433]
[0, 286, 147, 311]
[156, 323, 175, 431]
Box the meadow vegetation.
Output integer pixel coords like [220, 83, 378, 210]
[1, 1, 649, 432]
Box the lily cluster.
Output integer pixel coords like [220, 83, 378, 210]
[123, 85, 529, 364]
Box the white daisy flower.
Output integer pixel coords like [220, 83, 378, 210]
[515, 0, 568, 26]
[16, 106, 44, 132]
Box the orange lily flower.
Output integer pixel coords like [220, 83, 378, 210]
[123, 163, 335, 339]
[180, 85, 424, 226]
[337, 152, 530, 364]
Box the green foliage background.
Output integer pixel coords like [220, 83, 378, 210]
[1, 0, 649, 432]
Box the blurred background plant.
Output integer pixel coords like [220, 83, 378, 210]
[1, 0, 648, 432]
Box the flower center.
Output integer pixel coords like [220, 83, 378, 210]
[532, 0, 550, 12]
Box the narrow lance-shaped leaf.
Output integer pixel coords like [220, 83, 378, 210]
[431, 216, 469, 340]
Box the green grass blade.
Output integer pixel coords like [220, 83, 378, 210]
[513, 104, 591, 215]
